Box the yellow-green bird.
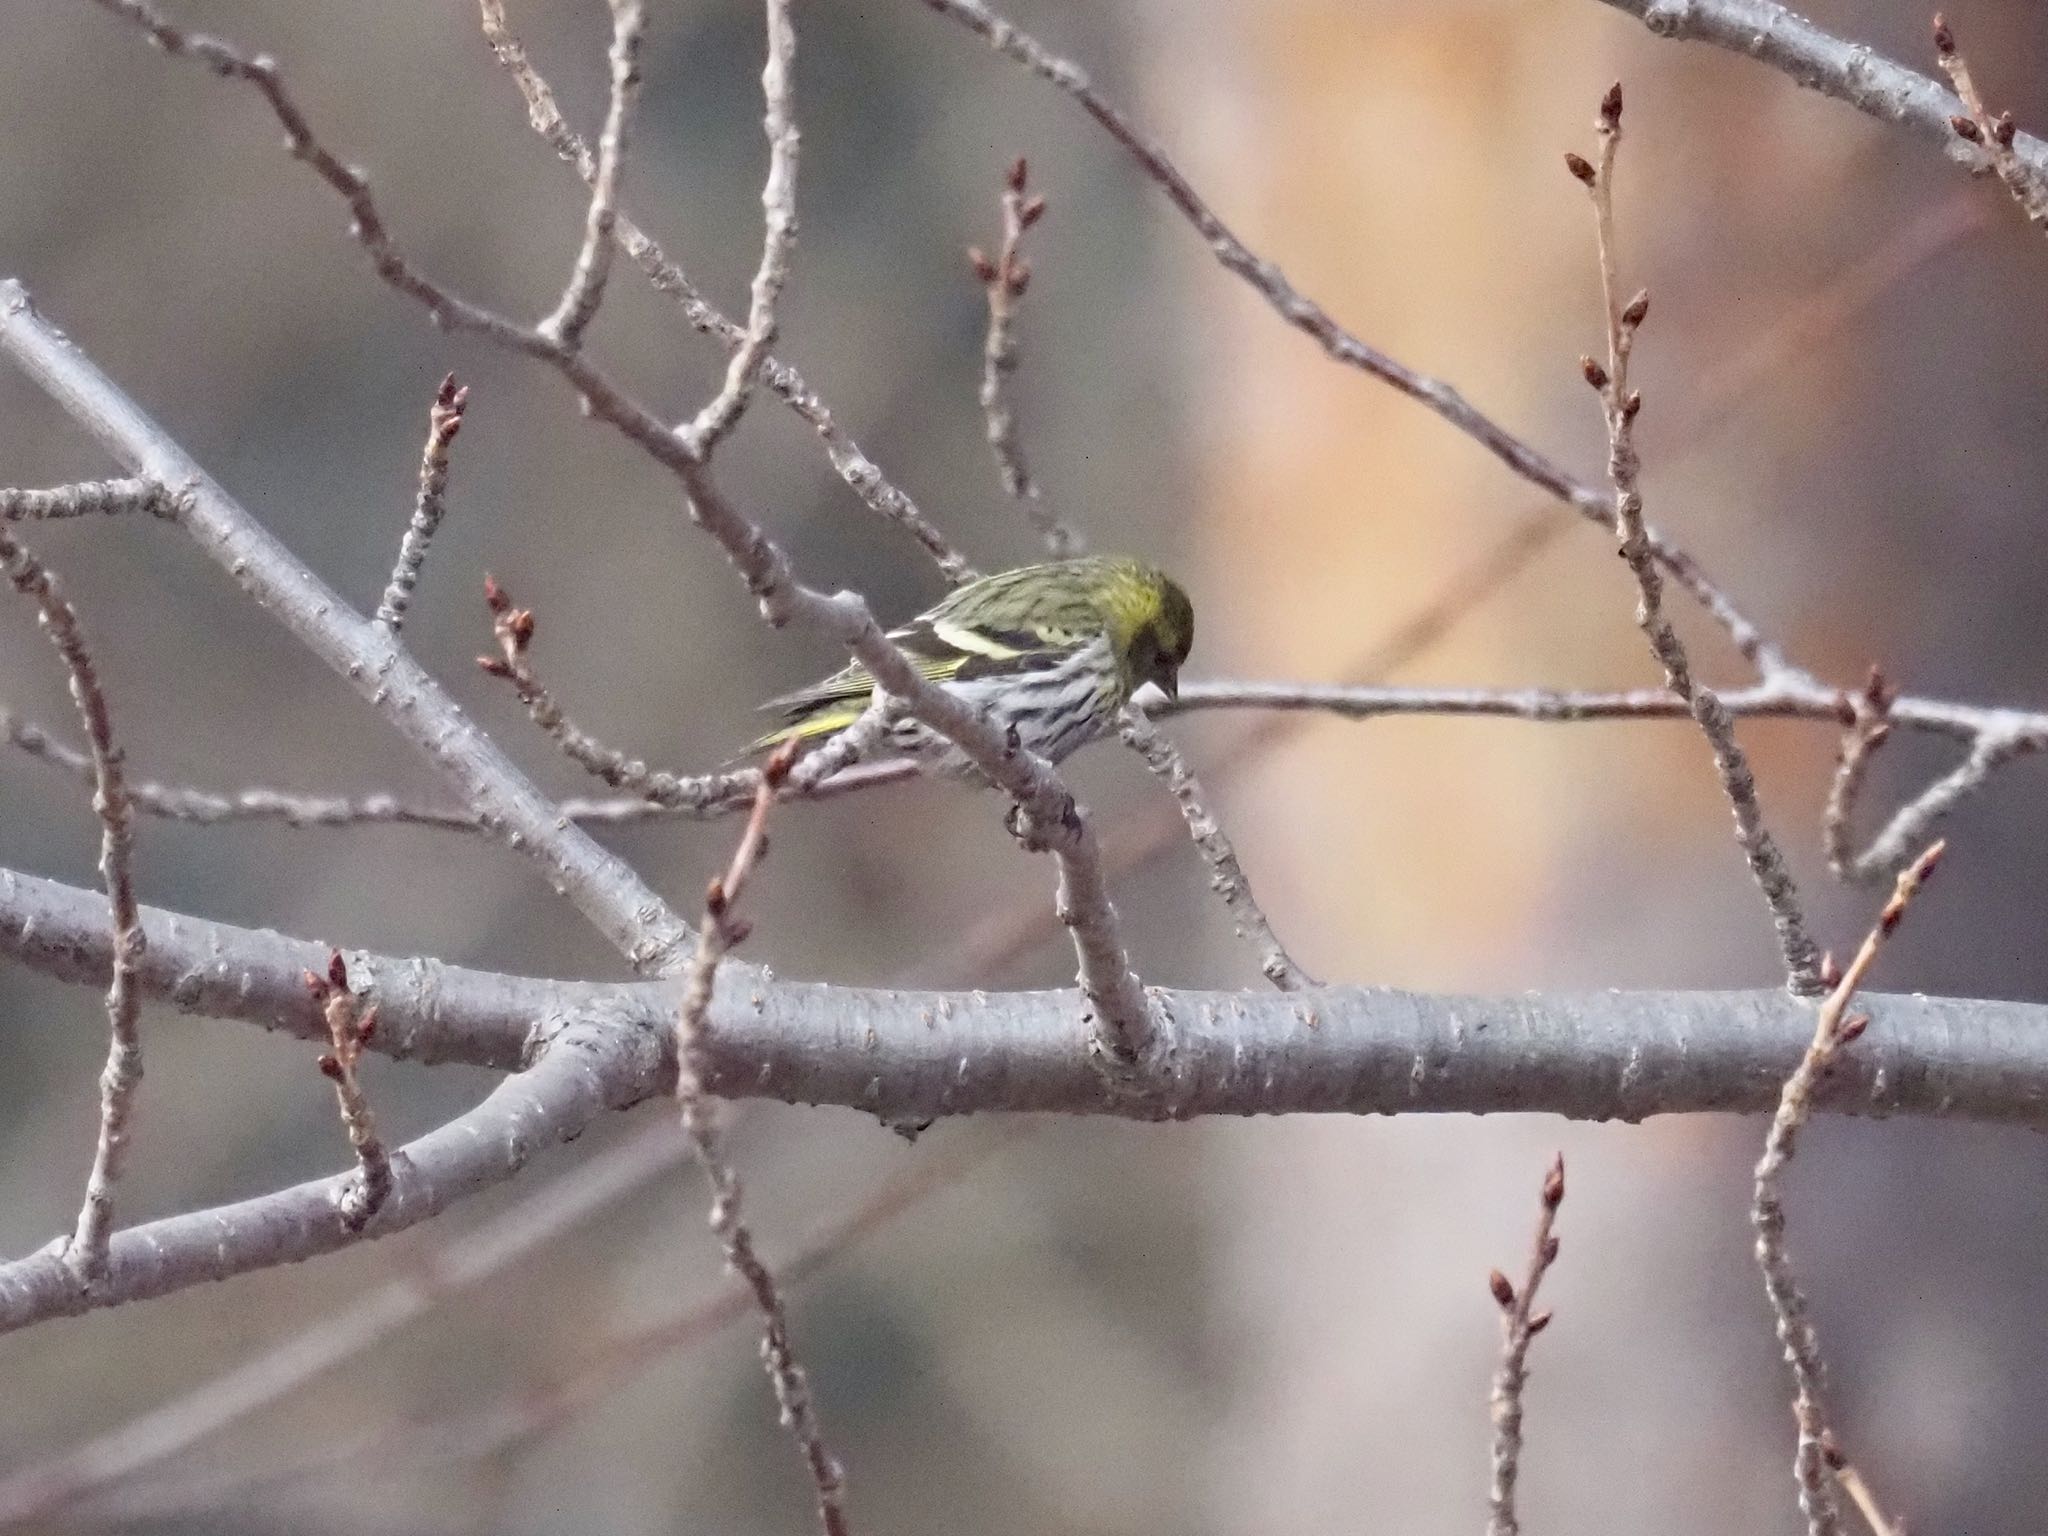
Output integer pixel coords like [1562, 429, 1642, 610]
[752, 556, 1193, 769]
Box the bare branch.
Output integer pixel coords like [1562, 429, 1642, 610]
[10, 863, 2048, 1131]
[372, 374, 467, 635]
[1, 477, 176, 522]
[0, 1122, 687, 1528]
[1118, 708, 1311, 990]
[2, 850, 2046, 1333]
[911, 0, 1783, 672]
[1573, 85, 1822, 995]
[478, 573, 761, 812]
[76, 5, 1148, 1055]
[1487, 1155, 1565, 1536]
[537, 0, 643, 350]
[972, 157, 1081, 558]
[0, 527, 144, 1284]
[0, 1007, 664, 1335]
[0, 280, 692, 974]
[305, 954, 394, 1232]
[680, 0, 799, 455]
[2, 704, 917, 829]
[1931, 12, 2048, 235]
[1754, 841, 1946, 1536]
[54, 1124, 1029, 1524]
[474, 1, 977, 582]
[1595, 0, 2048, 211]
[674, 749, 853, 1536]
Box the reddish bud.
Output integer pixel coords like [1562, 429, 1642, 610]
[478, 656, 512, 677]
[482, 573, 506, 610]
[1542, 1234, 1561, 1265]
[1994, 112, 2016, 148]
[1932, 13, 1954, 55]
[1543, 1155, 1566, 1207]
[705, 875, 728, 917]
[1564, 151, 1597, 186]
[1622, 390, 1643, 419]
[318, 1053, 344, 1081]
[1008, 260, 1032, 296]
[1599, 81, 1623, 127]
[327, 950, 349, 990]
[508, 609, 535, 647]
[1837, 1013, 1871, 1045]
[1489, 1269, 1516, 1308]
[357, 1006, 378, 1045]
[1581, 355, 1609, 390]
[725, 917, 754, 946]
[303, 968, 328, 999]
[1621, 289, 1650, 328]
[1018, 193, 1048, 228]
[1820, 951, 1842, 989]
[1006, 155, 1029, 193]
[1527, 1309, 1554, 1334]
[1951, 115, 1983, 143]
[968, 246, 998, 284]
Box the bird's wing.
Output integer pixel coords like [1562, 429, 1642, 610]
[758, 614, 1063, 726]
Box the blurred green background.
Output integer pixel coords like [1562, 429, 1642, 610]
[3, 0, 2047, 1531]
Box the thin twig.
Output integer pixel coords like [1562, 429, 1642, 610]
[1932, 12, 2048, 233]
[1, 477, 176, 523]
[1753, 841, 1946, 1536]
[1572, 85, 1823, 995]
[475, 3, 976, 581]
[86, 0, 1147, 1051]
[911, 0, 1783, 673]
[1822, 667, 1895, 881]
[478, 574, 761, 814]
[674, 747, 852, 1536]
[1118, 708, 1311, 989]
[680, 0, 798, 455]
[1487, 1155, 1565, 1536]
[373, 374, 468, 635]
[971, 157, 1080, 558]
[0, 527, 144, 1285]
[303, 953, 393, 1231]
[537, 0, 643, 348]
[1822, 1431, 1905, 1536]
[1, 704, 918, 827]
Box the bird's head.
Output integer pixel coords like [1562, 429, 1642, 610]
[1108, 564, 1194, 703]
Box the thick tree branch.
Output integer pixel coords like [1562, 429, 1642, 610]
[7, 866, 2048, 1131]
[0, 1008, 663, 1335]
[0, 867, 588, 1070]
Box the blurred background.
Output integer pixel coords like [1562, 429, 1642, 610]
[1, 0, 2046, 1530]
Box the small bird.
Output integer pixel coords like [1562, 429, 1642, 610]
[751, 555, 1194, 771]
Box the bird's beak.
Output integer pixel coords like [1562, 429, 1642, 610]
[1159, 670, 1179, 703]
